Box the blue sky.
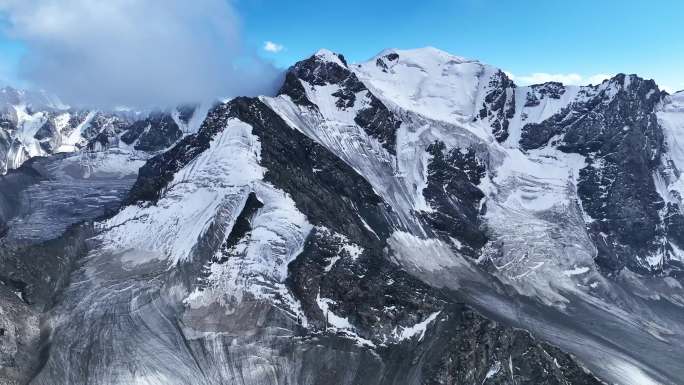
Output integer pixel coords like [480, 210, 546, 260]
[0, 39, 25, 86]
[0, 0, 682, 98]
[245, 0, 684, 92]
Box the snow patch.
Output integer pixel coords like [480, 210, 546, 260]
[483, 361, 501, 383]
[388, 231, 462, 272]
[317, 292, 375, 348]
[562, 266, 590, 276]
[393, 311, 441, 342]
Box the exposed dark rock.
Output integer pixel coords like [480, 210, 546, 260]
[375, 53, 401, 72]
[419, 307, 601, 385]
[0, 283, 41, 385]
[119, 120, 148, 145]
[86, 130, 118, 152]
[120, 113, 182, 152]
[0, 222, 92, 309]
[524, 82, 567, 107]
[375, 58, 388, 72]
[287, 227, 443, 334]
[33, 120, 57, 152]
[331, 78, 366, 109]
[278, 72, 318, 108]
[33, 121, 55, 142]
[208, 97, 599, 384]
[0, 165, 41, 240]
[477, 70, 516, 142]
[285, 52, 352, 87]
[353, 96, 402, 153]
[419, 141, 487, 256]
[66, 112, 88, 131]
[665, 203, 684, 249]
[386, 53, 400, 61]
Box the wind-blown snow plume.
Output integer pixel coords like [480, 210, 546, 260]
[0, 0, 282, 108]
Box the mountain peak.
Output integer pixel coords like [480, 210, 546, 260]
[354, 47, 496, 129]
[313, 48, 348, 67]
[367, 47, 474, 69]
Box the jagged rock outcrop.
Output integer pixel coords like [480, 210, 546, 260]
[279, 50, 401, 154]
[476, 70, 516, 142]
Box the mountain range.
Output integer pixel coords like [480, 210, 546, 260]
[1, 47, 684, 385]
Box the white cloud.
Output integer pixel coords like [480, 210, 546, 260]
[263, 41, 284, 53]
[0, 0, 283, 108]
[507, 72, 613, 86]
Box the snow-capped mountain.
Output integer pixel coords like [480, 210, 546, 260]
[0, 86, 209, 175]
[0, 86, 78, 173]
[1, 48, 684, 385]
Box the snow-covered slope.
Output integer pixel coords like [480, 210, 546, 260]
[356, 48, 488, 128]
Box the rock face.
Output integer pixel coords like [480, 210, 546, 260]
[476, 70, 516, 142]
[2, 48, 684, 385]
[520, 75, 676, 275]
[279, 50, 401, 154]
[120, 113, 183, 152]
[420, 141, 487, 256]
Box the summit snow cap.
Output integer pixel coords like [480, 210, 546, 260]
[313, 49, 348, 67]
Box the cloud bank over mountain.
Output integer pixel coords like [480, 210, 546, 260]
[0, 0, 282, 108]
